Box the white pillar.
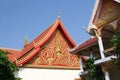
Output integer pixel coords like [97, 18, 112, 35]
[104, 71, 110, 80]
[102, 66, 110, 80]
[98, 36, 105, 59]
[79, 55, 84, 72]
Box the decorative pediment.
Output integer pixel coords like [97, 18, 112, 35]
[96, 0, 120, 27]
[26, 29, 80, 69]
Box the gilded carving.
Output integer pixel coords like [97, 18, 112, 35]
[96, 0, 120, 27]
[55, 42, 62, 57]
[28, 29, 79, 68]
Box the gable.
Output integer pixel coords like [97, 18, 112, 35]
[11, 18, 80, 69]
[24, 28, 80, 69]
[95, 0, 120, 27]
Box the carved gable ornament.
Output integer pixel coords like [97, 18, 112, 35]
[96, 0, 120, 27]
[27, 29, 80, 69]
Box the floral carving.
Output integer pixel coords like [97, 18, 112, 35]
[96, 0, 120, 27]
[28, 29, 79, 68]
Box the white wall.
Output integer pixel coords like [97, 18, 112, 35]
[16, 68, 80, 80]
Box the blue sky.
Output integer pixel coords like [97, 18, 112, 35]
[0, 0, 95, 49]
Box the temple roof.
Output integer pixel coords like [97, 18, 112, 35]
[71, 37, 97, 54]
[86, 0, 120, 35]
[0, 18, 76, 66]
[0, 48, 22, 62]
[21, 18, 76, 55]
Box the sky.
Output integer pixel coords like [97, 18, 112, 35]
[0, 0, 95, 49]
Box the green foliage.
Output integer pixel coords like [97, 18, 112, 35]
[85, 58, 95, 76]
[85, 58, 104, 80]
[111, 29, 120, 68]
[93, 66, 104, 80]
[0, 49, 21, 80]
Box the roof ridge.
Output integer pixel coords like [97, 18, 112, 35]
[21, 22, 56, 54]
[28, 18, 60, 45]
[0, 47, 21, 51]
[25, 23, 54, 46]
[15, 18, 78, 66]
[29, 18, 60, 46]
[57, 19, 76, 47]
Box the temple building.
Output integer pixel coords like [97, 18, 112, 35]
[71, 0, 120, 80]
[1, 18, 81, 80]
[2, 0, 120, 80]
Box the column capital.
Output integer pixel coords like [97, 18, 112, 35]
[94, 27, 102, 38]
[102, 65, 108, 73]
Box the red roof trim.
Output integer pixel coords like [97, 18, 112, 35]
[0, 48, 22, 62]
[58, 19, 76, 47]
[16, 18, 76, 65]
[92, 0, 102, 24]
[82, 56, 87, 61]
[17, 48, 40, 66]
[36, 20, 59, 48]
[36, 19, 76, 48]
[72, 37, 98, 53]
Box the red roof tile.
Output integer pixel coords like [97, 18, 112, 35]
[0, 48, 22, 62]
[0, 18, 76, 66]
[16, 18, 76, 65]
[71, 37, 98, 53]
[20, 18, 75, 55]
[21, 24, 54, 56]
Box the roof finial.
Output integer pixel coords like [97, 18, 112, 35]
[58, 15, 61, 19]
[58, 11, 61, 19]
[24, 36, 28, 47]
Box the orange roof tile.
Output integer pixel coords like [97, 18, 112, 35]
[1, 18, 76, 66]
[16, 18, 76, 65]
[0, 48, 22, 62]
[21, 18, 75, 54]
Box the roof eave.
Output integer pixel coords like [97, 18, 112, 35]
[70, 37, 98, 54]
[86, 0, 101, 34]
[16, 18, 76, 66]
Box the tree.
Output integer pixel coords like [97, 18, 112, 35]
[85, 58, 104, 80]
[111, 29, 120, 68]
[0, 49, 21, 80]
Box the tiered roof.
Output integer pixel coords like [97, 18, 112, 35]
[1, 18, 77, 67]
